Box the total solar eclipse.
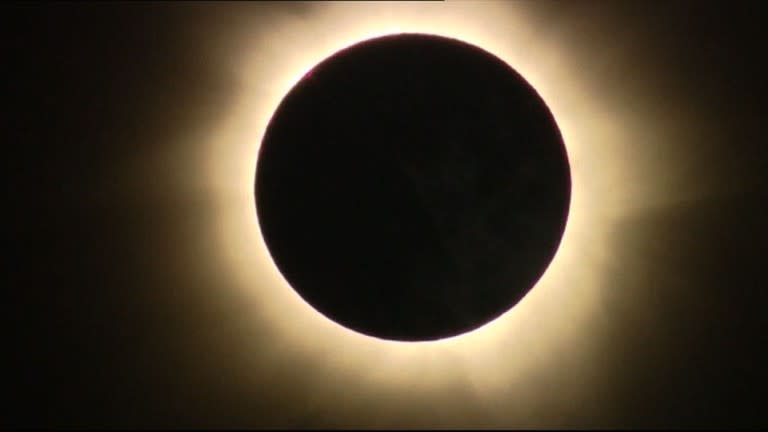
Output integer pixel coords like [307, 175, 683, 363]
[255, 34, 570, 341]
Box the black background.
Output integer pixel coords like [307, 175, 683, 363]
[7, 1, 767, 428]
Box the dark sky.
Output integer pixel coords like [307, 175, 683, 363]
[7, 1, 768, 428]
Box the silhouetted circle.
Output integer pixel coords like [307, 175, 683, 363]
[255, 34, 570, 341]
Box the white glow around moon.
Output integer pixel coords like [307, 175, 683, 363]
[174, 1, 710, 426]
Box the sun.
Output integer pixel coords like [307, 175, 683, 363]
[189, 1, 690, 425]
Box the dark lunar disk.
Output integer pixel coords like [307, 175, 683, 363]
[255, 34, 570, 341]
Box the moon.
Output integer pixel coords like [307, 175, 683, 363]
[255, 34, 570, 341]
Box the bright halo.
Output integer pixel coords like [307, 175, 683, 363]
[188, 1, 698, 425]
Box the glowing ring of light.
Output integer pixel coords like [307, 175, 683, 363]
[195, 1, 684, 423]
